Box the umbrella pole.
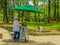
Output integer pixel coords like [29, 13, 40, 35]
[22, 11, 24, 23]
[18, 11, 20, 21]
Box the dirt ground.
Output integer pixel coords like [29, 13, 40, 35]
[0, 27, 60, 45]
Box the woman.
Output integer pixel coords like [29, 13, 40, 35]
[13, 17, 21, 41]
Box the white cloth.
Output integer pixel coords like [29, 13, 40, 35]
[13, 20, 21, 32]
[20, 26, 27, 40]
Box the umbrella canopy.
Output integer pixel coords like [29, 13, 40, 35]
[13, 4, 42, 13]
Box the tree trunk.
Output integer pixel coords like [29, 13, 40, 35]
[43, 0, 45, 22]
[3, 10, 5, 22]
[54, 0, 57, 21]
[11, 10, 14, 22]
[29, 12, 30, 22]
[3, 0, 8, 23]
[34, 12, 36, 22]
[56, 0, 59, 21]
[27, 12, 30, 22]
[33, 0, 37, 22]
[38, 13, 40, 22]
[48, 0, 50, 23]
[3, 9, 8, 23]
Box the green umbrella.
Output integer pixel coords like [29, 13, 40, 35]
[13, 4, 42, 13]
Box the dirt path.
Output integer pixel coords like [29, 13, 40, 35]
[29, 35, 60, 45]
[0, 27, 29, 45]
[0, 27, 60, 45]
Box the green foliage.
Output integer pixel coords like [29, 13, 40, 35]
[0, 14, 3, 21]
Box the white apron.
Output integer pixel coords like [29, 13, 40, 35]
[20, 26, 27, 41]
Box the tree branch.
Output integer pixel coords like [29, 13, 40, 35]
[0, 0, 5, 8]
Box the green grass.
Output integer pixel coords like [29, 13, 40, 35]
[1, 22, 60, 31]
[28, 22, 60, 30]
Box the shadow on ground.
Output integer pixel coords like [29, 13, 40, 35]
[2, 39, 56, 45]
[29, 41, 56, 45]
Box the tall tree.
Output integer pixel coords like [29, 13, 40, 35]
[0, 0, 8, 23]
[43, 0, 46, 21]
[33, 0, 37, 22]
[48, 0, 51, 23]
[54, 0, 57, 21]
[56, 0, 59, 21]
